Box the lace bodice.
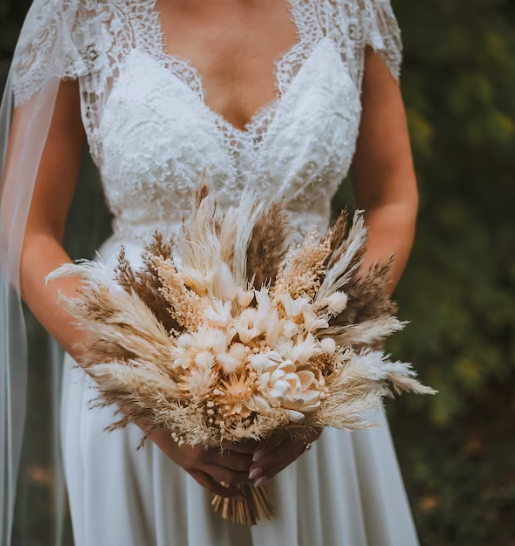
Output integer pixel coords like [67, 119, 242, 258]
[12, 0, 402, 245]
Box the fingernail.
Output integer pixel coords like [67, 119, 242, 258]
[252, 449, 266, 463]
[254, 477, 268, 488]
[249, 467, 263, 481]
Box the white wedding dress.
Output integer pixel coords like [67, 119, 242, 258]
[12, 0, 419, 544]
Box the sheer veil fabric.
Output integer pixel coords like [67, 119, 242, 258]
[0, 1, 412, 545]
[0, 3, 100, 543]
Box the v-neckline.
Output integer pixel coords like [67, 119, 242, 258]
[148, 0, 309, 136]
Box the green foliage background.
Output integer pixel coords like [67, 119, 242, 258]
[1, 0, 514, 545]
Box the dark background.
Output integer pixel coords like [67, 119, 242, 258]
[1, 1, 515, 545]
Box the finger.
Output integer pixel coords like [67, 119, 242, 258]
[254, 459, 292, 486]
[252, 441, 307, 484]
[189, 470, 242, 497]
[250, 438, 302, 474]
[251, 451, 298, 487]
[251, 431, 287, 463]
[202, 463, 251, 486]
[249, 453, 291, 484]
[204, 449, 253, 472]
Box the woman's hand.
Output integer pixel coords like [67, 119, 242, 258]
[247, 428, 323, 487]
[147, 428, 255, 497]
[141, 418, 322, 494]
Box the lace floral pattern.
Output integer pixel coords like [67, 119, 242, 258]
[11, 0, 403, 245]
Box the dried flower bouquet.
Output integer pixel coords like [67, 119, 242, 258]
[48, 182, 435, 524]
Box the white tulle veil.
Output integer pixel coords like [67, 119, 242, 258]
[0, 1, 106, 544]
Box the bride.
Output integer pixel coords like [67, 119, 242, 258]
[0, 0, 420, 545]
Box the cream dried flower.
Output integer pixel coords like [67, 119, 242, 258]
[216, 343, 249, 374]
[181, 366, 217, 400]
[258, 360, 321, 422]
[217, 375, 256, 418]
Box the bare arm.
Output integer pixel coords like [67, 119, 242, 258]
[351, 47, 419, 295]
[15, 80, 86, 358]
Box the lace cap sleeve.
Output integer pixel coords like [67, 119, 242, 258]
[11, 0, 98, 106]
[361, 0, 403, 81]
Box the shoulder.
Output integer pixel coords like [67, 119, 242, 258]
[327, 0, 403, 82]
[11, 0, 126, 105]
[361, 0, 403, 82]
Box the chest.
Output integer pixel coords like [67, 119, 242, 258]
[75, 0, 367, 242]
[94, 34, 362, 211]
[136, 0, 304, 133]
[80, 0, 365, 175]
[81, 0, 364, 153]
[156, 0, 299, 130]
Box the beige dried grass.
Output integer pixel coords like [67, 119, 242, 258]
[246, 201, 290, 289]
[48, 184, 436, 465]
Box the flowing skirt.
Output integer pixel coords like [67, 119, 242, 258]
[60, 237, 420, 546]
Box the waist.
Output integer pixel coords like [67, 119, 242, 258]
[112, 216, 181, 243]
[98, 219, 178, 270]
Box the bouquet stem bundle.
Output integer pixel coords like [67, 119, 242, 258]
[47, 182, 435, 525]
[212, 483, 274, 525]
